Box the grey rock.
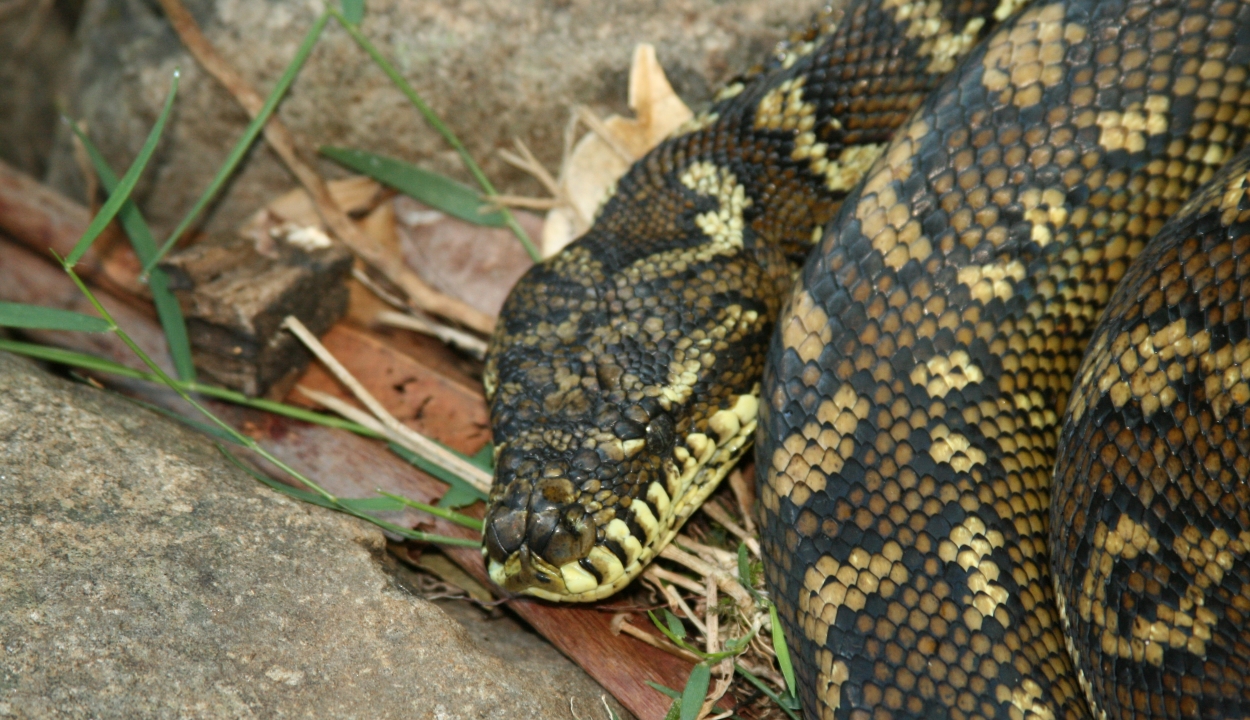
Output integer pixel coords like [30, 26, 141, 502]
[0, 351, 626, 719]
[45, 0, 824, 237]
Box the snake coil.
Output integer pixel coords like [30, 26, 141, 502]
[484, 0, 1250, 717]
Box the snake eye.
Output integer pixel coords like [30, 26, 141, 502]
[646, 413, 676, 454]
[614, 418, 646, 440]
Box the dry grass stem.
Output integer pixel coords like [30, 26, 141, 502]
[644, 565, 706, 595]
[68, 124, 100, 217]
[662, 583, 708, 637]
[351, 266, 409, 310]
[485, 194, 560, 211]
[154, 0, 494, 334]
[613, 617, 702, 664]
[499, 139, 562, 198]
[727, 469, 758, 535]
[575, 105, 636, 163]
[677, 534, 739, 568]
[700, 499, 761, 557]
[282, 315, 492, 493]
[295, 384, 387, 434]
[374, 310, 488, 360]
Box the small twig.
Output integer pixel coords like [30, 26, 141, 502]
[613, 617, 702, 664]
[700, 499, 761, 558]
[282, 315, 492, 494]
[374, 310, 487, 360]
[575, 105, 635, 163]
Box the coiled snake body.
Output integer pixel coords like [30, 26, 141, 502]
[483, 0, 1250, 717]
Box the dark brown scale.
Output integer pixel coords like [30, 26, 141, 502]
[758, 0, 1250, 718]
[485, 0, 1002, 596]
[1053, 148, 1250, 720]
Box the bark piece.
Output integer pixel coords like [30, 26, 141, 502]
[159, 231, 353, 396]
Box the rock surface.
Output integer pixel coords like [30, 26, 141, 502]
[0, 350, 627, 718]
[45, 0, 824, 237]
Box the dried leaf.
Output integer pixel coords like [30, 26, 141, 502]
[542, 44, 693, 256]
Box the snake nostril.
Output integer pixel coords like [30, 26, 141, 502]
[536, 476, 575, 504]
[572, 448, 600, 472]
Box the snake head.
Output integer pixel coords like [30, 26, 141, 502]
[481, 386, 761, 601]
[481, 419, 669, 601]
[480, 226, 777, 601]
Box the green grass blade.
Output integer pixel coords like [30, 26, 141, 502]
[0, 302, 111, 332]
[49, 262, 476, 549]
[326, 9, 541, 262]
[376, 490, 484, 531]
[733, 663, 801, 720]
[769, 603, 797, 697]
[468, 441, 494, 470]
[66, 71, 179, 267]
[320, 146, 507, 227]
[217, 445, 480, 547]
[679, 663, 710, 720]
[0, 338, 381, 438]
[646, 681, 681, 700]
[0, 339, 149, 377]
[70, 125, 196, 382]
[339, 496, 406, 512]
[387, 442, 489, 505]
[436, 485, 480, 509]
[340, 0, 364, 24]
[664, 609, 687, 641]
[737, 541, 750, 585]
[143, 11, 332, 276]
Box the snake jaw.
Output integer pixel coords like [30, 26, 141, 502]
[483, 390, 762, 601]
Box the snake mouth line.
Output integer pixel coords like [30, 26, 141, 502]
[484, 391, 761, 601]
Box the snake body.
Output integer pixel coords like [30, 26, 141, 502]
[484, 0, 1250, 717]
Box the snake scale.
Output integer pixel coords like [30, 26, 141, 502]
[482, 0, 1250, 717]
